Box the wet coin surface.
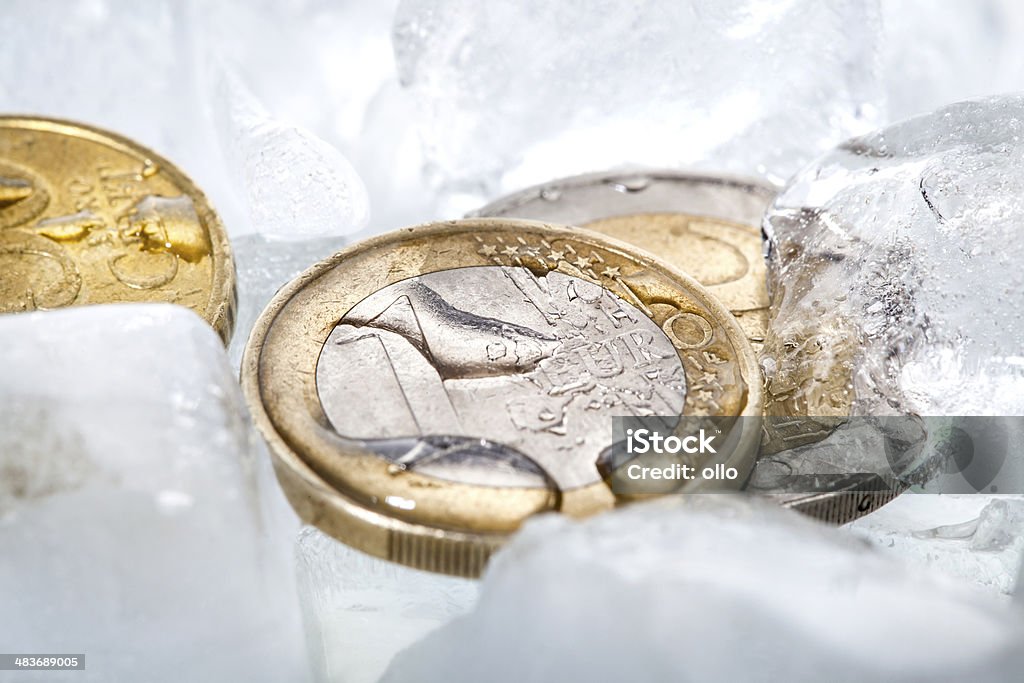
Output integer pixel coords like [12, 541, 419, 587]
[242, 218, 762, 576]
[471, 170, 776, 350]
[0, 116, 235, 342]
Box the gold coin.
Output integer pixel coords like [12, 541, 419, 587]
[0, 116, 236, 342]
[242, 218, 762, 576]
[584, 212, 769, 350]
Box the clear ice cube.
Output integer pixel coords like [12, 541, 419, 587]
[763, 95, 1024, 419]
[0, 304, 309, 682]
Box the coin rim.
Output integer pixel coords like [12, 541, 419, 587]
[469, 168, 779, 224]
[0, 115, 237, 344]
[242, 218, 763, 576]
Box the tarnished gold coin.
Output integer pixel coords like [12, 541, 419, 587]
[0, 116, 235, 342]
[471, 170, 776, 351]
[242, 219, 762, 576]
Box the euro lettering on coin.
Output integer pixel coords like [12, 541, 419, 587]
[242, 218, 762, 576]
[0, 116, 236, 342]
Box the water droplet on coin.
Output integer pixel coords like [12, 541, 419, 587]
[608, 176, 651, 193]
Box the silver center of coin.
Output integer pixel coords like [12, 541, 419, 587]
[315, 265, 685, 490]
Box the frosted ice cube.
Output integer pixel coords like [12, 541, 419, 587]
[763, 95, 1024, 419]
[393, 0, 883, 212]
[0, 304, 309, 682]
[843, 494, 1024, 595]
[296, 527, 478, 683]
[205, 66, 370, 240]
[383, 496, 1024, 683]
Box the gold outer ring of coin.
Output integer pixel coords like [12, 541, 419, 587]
[242, 218, 763, 577]
[470, 169, 777, 351]
[0, 115, 236, 343]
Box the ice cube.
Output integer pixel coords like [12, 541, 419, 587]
[0, 1, 197, 168]
[0, 0, 248, 240]
[228, 234, 348, 367]
[382, 496, 1024, 683]
[0, 304, 309, 682]
[763, 95, 1024, 420]
[393, 0, 883, 212]
[0, 2, 377, 242]
[195, 0, 435, 233]
[197, 0, 400, 156]
[345, 80, 436, 231]
[205, 66, 370, 241]
[882, 1, 1024, 121]
[843, 494, 1024, 595]
[296, 527, 478, 683]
